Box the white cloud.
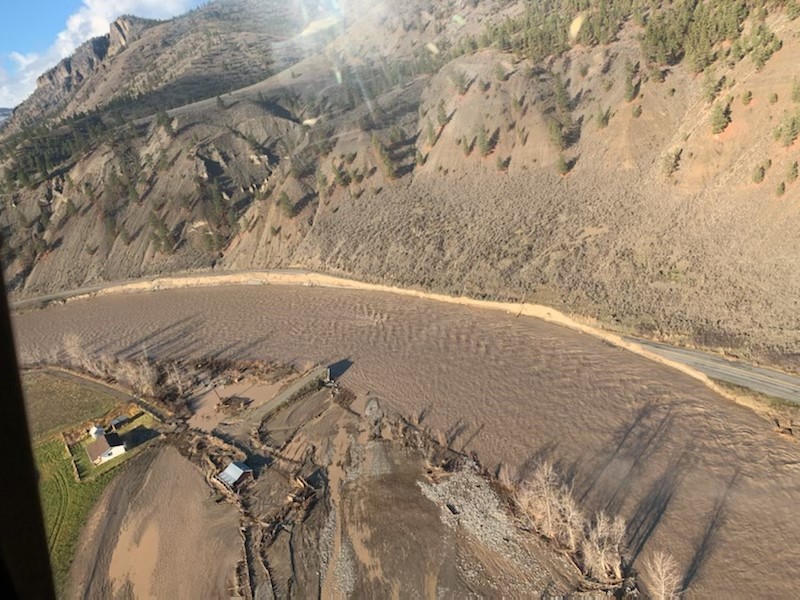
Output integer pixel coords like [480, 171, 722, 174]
[0, 0, 198, 108]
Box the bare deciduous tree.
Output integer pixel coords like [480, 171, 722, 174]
[518, 462, 585, 552]
[643, 551, 682, 600]
[583, 511, 626, 583]
[115, 357, 158, 397]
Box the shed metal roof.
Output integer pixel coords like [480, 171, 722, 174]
[217, 461, 252, 487]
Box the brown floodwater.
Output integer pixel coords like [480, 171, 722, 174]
[12, 284, 800, 596]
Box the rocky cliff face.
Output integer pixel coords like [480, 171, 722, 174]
[16, 37, 112, 124]
[2, 0, 800, 369]
[4, 0, 309, 131]
[108, 16, 148, 58]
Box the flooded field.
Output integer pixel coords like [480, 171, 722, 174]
[12, 284, 800, 597]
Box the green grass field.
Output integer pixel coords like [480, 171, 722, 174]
[22, 371, 122, 439]
[23, 370, 157, 593]
[34, 439, 117, 592]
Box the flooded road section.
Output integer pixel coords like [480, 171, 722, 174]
[12, 284, 800, 597]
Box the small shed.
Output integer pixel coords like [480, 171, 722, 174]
[86, 433, 126, 465]
[215, 461, 254, 491]
[110, 415, 129, 431]
[89, 424, 105, 439]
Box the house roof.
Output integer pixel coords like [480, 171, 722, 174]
[86, 433, 124, 463]
[86, 436, 111, 463]
[105, 432, 124, 447]
[217, 461, 252, 488]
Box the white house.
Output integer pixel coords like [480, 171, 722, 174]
[86, 433, 126, 465]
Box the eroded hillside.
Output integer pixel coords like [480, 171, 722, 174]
[3, 0, 800, 369]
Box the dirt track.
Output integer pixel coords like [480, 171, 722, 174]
[13, 284, 800, 597]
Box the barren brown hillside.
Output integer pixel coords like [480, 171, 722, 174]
[3, 0, 800, 369]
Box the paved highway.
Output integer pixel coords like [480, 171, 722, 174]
[629, 337, 800, 405]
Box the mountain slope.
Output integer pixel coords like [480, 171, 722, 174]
[4, 0, 319, 131]
[2, 0, 800, 371]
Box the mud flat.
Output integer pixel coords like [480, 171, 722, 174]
[67, 445, 241, 598]
[13, 284, 800, 596]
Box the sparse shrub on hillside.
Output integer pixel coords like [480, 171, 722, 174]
[437, 100, 450, 127]
[553, 73, 570, 114]
[711, 101, 732, 134]
[773, 111, 800, 146]
[753, 164, 766, 183]
[64, 199, 78, 220]
[662, 148, 682, 177]
[742, 90, 752, 106]
[596, 106, 611, 129]
[496, 156, 510, 171]
[788, 161, 798, 183]
[415, 150, 426, 166]
[632, 104, 643, 118]
[702, 70, 722, 104]
[790, 1, 800, 20]
[793, 78, 800, 103]
[426, 120, 436, 146]
[155, 109, 175, 137]
[549, 120, 566, 150]
[556, 154, 570, 175]
[333, 163, 351, 187]
[316, 170, 328, 197]
[216, 96, 226, 109]
[462, 136, 474, 156]
[643, 551, 682, 600]
[372, 135, 397, 179]
[769, 92, 779, 104]
[747, 22, 782, 70]
[476, 126, 494, 156]
[649, 66, 665, 83]
[624, 60, 639, 102]
[451, 70, 469, 95]
[494, 64, 508, 82]
[389, 126, 404, 145]
[777, 181, 786, 196]
[277, 192, 296, 217]
[148, 211, 175, 254]
[579, 64, 589, 78]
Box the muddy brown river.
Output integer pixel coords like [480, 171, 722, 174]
[12, 284, 800, 596]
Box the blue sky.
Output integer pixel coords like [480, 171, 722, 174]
[0, 0, 203, 107]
